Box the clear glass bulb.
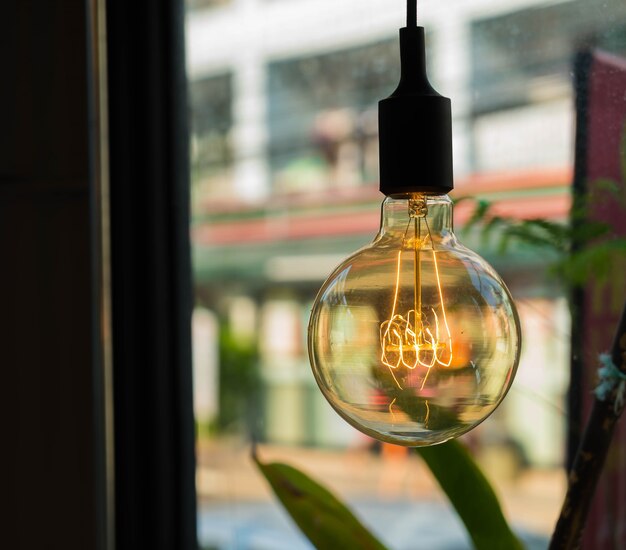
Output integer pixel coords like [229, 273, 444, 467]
[308, 193, 521, 446]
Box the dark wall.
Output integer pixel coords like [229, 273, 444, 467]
[2, 2, 197, 548]
[1, 2, 102, 549]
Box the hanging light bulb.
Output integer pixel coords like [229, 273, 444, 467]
[307, 4, 521, 446]
[308, 192, 521, 446]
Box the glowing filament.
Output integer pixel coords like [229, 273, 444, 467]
[379, 208, 453, 388]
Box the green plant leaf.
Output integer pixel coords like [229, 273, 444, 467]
[570, 219, 611, 244]
[482, 215, 506, 240]
[417, 441, 524, 550]
[558, 238, 626, 285]
[464, 199, 493, 232]
[253, 449, 388, 550]
[384, 380, 523, 550]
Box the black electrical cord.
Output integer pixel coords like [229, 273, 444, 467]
[407, 0, 417, 27]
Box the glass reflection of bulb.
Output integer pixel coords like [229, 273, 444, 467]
[308, 193, 521, 446]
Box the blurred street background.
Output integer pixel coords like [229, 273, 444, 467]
[185, 0, 626, 547]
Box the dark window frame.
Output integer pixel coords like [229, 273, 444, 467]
[106, 1, 198, 549]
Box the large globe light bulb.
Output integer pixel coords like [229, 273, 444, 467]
[307, 14, 522, 445]
[308, 193, 521, 446]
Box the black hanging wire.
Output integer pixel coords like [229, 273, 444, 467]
[407, 0, 417, 27]
[379, 0, 454, 195]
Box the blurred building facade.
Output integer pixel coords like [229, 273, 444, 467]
[187, 0, 626, 466]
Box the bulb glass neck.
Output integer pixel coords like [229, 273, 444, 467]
[378, 193, 454, 244]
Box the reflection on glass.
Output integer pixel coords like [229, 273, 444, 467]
[472, 0, 626, 113]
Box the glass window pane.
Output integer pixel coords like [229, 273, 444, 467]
[186, 1, 626, 548]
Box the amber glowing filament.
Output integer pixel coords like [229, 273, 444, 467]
[379, 196, 453, 389]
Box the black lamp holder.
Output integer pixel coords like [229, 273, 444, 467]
[378, 15, 454, 195]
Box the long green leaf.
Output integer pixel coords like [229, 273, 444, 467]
[253, 449, 388, 550]
[417, 441, 524, 550]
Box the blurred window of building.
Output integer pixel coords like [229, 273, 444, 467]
[470, 0, 626, 173]
[471, 0, 626, 116]
[189, 72, 234, 205]
[268, 38, 401, 193]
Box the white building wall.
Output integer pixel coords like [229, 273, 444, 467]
[186, 0, 558, 201]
